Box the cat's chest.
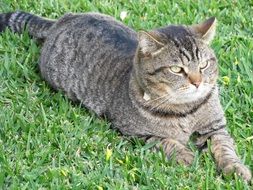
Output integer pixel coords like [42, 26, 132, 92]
[144, 114, 197, 141]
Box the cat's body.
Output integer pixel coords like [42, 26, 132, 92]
[0, 11, 251, 181]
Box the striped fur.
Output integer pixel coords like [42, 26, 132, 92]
[211, 129, 252, 181]
[0, 11, 251, 181]
[0, 11, 55, 39]
[146, 136, 195, 166]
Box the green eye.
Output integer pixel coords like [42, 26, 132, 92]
[169, 66, 183, 73]
[199, 61, 209, 69]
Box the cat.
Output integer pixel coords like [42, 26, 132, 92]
[0, 11, 251, 181]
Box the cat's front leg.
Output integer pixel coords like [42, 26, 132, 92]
[146, 137, 195, 166]
[210, 128, 252, 181]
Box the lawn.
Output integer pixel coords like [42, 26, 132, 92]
[0, 0, 252, 189]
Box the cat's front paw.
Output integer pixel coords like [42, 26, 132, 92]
[175, 148, 195, 166]
[223, 162, 252, 182]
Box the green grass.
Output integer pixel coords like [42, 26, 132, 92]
[0, 0, 252, 189]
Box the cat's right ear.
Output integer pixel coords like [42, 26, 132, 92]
[137, 31, 165, 58]
[191, 17, 217, 44]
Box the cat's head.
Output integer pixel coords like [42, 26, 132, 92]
[134, 17, 218, 106]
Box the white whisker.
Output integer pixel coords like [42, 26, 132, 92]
[143, 93, 169, 106]
[150, 95, 172, 111]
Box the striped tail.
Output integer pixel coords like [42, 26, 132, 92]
[0, 11, 55, 40]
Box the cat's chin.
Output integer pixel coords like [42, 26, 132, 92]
[170, 84, 212, 105]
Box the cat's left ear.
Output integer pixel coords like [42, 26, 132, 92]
[191, 17, 217, 44]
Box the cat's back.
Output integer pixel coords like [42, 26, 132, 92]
[40, 13, 137, 67]
[39, 13, 138, 115]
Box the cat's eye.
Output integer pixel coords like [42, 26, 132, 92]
[169, 66, 183, 74]
[199, 61, 210, 70]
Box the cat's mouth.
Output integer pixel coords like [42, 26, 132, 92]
[170, 83, 212, 104]
[138, 85, 215, 117]
[138, 82, 215, 112]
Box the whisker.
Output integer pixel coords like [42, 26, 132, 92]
[150, 95, 172, 111]
[178, 87, 189, 91]
[143, 93, 169, 105]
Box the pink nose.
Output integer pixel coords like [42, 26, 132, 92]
[192, 81, 201, 88]
[188, 73, 202, 88]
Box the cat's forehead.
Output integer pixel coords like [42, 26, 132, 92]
[158, 25, 203, 49]
[158, 25, 192, 39]
[157, 25, 211, 62]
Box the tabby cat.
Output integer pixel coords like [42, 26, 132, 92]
[0, 11, 251, 181]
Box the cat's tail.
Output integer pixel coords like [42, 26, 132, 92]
[0, 11, 55, 40]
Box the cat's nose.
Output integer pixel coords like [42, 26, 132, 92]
[188, 73, 202, 88]
[192, 81, 201, 88]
